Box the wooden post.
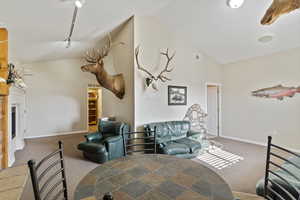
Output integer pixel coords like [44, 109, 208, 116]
[0, 28, 9, 169]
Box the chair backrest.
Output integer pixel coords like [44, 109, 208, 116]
[264, 136, 300, 200]
[122, 127, 157, 156]
[28, 141, 68, 200]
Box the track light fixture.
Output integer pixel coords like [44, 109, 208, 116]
[64, 0, 85, 48]
[75, 0, 85, 8]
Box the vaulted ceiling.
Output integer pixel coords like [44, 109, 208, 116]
[1, 0, 300, 64]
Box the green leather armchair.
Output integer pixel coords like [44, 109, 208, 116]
[77, 120, 130, 163]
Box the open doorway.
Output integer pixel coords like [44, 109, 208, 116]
[87, 86, 102, 132]
[206, 83, 221, 137]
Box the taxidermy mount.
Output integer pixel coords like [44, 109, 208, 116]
[135, 45, 175, 91]
[81, 35, 125, 99]
[261, 0, 300, 25]
[252, 84, 300, 100]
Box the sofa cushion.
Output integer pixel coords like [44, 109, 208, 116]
[78, 142, 107, 154]
[145, 121, 191, 143]
[174, 138, 202, 153]
[161, 142, 190, 155]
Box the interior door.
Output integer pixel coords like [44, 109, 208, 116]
[207, 85, 219, 136]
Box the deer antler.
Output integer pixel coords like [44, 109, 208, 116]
[135, 46, 156, 79]
[100, 34, 112, 58]
[135, 46, 175, 82]
[85, 33, 125, 64]
[156, 48, 175, 82]
[85, 49, 102, 63]
[85, 34, 112, 64]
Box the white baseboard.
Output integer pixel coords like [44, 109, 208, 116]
[220, 135, 267, 146]
[24, 130, 88, 139]
[220, 135, 300, 153]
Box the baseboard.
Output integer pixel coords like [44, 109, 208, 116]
[220, 135, 267, 146]
[24, 130, 88, 139]
[220, 135, 300, 153]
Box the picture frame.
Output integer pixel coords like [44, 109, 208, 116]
[168, 85, 187, 105]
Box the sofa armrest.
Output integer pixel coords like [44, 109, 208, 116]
[85, 132, 102, 143]
[187, 130, 203, 137]
[103, 135, 122, 144]
[103, 135, 124, 160]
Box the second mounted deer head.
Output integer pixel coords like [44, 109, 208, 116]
[81, 35, 125, 99]
[261, 0, 300, 25]
[135, 46, 175, 91]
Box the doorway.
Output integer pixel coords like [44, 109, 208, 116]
[206, 84, 221, 137]
[87, 86, 102, 132]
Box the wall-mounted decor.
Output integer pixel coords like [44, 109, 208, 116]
[252, 84, 300, 100]
[81, 35, 125, 99]
[261, 0, 300, 25]
[135, 46, 175, 91]
[7, 63, 27, 89]
[168, 85, 187, 105]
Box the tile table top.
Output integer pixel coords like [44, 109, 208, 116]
[74, 154, 234, 200]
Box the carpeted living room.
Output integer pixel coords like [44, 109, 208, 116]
[0, 1, 300, 200]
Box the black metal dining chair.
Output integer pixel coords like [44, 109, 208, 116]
[263, 136, 300, 200]
[28, 141, 68, 200]
[122, 127, 157, 156]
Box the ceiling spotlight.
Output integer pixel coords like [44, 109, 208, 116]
[65, 38, 71, 48]
[75, 0, 85, 8]
[227, 0, 244, 8]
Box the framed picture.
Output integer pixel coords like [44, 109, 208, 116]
[168, 85, 187, 105]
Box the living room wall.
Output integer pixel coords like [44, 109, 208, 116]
[101, 18, 135, 127]
[24, 59, 97, 138]
[222, 47, 300, 150]
[134, 16, 223, 129]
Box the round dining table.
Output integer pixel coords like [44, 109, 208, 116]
[74, 154, 234, 200]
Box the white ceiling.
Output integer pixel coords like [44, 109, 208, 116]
[1, 0, 300, 64]
[0, 0, 172, 63]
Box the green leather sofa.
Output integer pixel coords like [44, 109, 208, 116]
[77, 120, 130, 163]
[144, 121, 204, 159]
[256, 155, 300, 199]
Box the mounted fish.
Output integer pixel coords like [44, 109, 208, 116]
[252, 84, 300, 100]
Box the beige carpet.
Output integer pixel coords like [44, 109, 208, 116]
[14, 134, 267, 200]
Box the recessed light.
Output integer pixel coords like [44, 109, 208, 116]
[75, 0, 85, 8]
[227, 0, 244, 8]
[258, 35, 274, 43]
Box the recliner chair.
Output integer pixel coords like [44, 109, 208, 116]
[78, 120, 130, 163]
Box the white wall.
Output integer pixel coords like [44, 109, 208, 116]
[24, 59, 97, 138]
[222, 47, 300, 150]
[134, 16, 223, 129]
[101, 18, 135, 127]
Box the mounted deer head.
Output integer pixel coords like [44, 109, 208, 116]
[261, 0, 300, 25]
[81, 35, 125, 99]
[135, 46, 175, 91]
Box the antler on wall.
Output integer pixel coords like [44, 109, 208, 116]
[81, 34, 125, 99]
[261, 0, 300, 25]
[135, 46, 175, 90]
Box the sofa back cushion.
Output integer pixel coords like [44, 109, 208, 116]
[99, 120, 130, 138]
[144, 121, 191, 143]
